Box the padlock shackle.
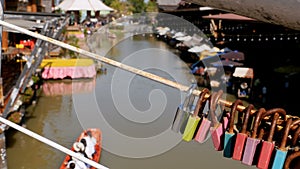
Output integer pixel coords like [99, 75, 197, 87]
[258, 127, 265, 140]
[182, 83, 197, 111]
[284, 151, 300, 169]
[192, 88, 210, 117]
[241, 104, 255, 134]
[209, 90, 223, 126]
[279, 118, 293, 150]
[262, 108, 286, 121]
[267, 112, 279, 142]
[292, 120, 300, 146]
[228, 99, 243, 134]
[251, 108, 266, 139]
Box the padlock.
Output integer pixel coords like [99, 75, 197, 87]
[241, 108, 266, 165]
[232, 104, 255, 161]
[182, 88, 210, 142]
[257, 108, 286, 169]
[283, 151, 300, 169]
[291, 119, 300, 146]
[223, 99, 243, 158]
[194, 91, 216, 143]
[172, 83, 196, 133]
[209, 90, 226, 151]
[271, 118, 294, 169]
[277, 119, 300, 169]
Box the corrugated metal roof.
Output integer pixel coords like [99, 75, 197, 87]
[2, 19, 44, 33]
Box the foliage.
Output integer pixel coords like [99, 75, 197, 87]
[7, 111, 22, 124]
[103, 0, 114, 6]
[67, 35, 79, 58]
[146, 0, 158, 12]
[110, 0, 134, 16]
[128, 0, 146, 13]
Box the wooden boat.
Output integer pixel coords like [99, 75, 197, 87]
[59, 128, 102, 169]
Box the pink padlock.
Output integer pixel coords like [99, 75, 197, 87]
[194, 91, 217, 143]
[209, 90, 226, 151]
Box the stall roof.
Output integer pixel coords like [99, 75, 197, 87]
[56, 0, 114, 11]
[233, 67, 254, 78]
[2, 19, 44, 33]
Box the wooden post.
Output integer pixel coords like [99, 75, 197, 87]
[0, 1, 8, 169]
[0, 0, 3, 107]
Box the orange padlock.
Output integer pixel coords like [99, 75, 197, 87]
[232, 104, 255, 161]
[223, 99, 243, 158]
[257, 108, 286, 169]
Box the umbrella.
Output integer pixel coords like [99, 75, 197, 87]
[210, 60, 244, 67]
[183, 34, 204, 47]
[172, 32, 185, 38]
[176, 35, 192, 42]
[202, 13, 255, 21]
[220, 51, 245, 61]
[56, 0, 114, 11]
[188, 44, 211, 53]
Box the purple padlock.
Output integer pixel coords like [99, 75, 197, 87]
[241, 108, 266, 166]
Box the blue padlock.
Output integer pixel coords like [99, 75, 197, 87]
[223, 99, 243, 158]
[271, 118, 293, 169]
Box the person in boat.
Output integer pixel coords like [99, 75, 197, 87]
[67, 160, 87, 169]
[73, 141, 88, 158]
[80, 131, 96, 159]
[67, 142, 88, 169]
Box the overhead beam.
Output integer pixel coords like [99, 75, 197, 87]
[4, 11, 64, 21]
[185, 0, 300, 31]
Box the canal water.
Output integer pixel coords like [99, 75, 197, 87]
[5, 29, 253, 168]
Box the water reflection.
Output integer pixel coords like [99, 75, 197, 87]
[42, 78, 96, 96]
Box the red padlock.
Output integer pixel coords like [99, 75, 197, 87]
[257, 108, 286, 169]
[223, 99, 243, 158]
[232, 104, 255, 161]
[242, 108, 266, 165]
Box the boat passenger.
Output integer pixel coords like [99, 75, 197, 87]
[72, 142, 88, 159]
[67, 160, 87, 169]
[81, 131, 96, 159]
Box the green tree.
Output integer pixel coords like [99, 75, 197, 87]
[128, 0, 145, 13]
[146, 0, 158, 12]
[111, 0, 134, 16]
[103, 0, 114, 6]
